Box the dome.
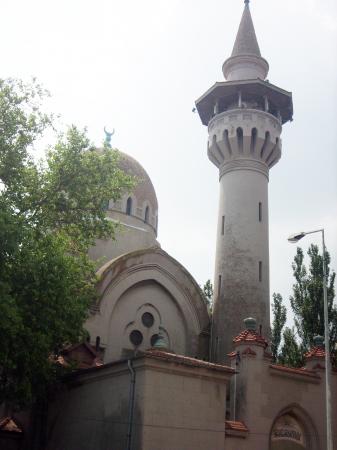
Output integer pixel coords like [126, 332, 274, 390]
[89, 149, 160, 268]
[105, 150, 159, 236]
[117, 151, 158, 214]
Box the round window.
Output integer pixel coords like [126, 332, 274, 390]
[129, 330, 143, 346]
[142, 312, 154, 328]
[150, 334, 159, 347]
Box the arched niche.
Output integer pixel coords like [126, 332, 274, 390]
[105, 280, 186, 361]
[270, 405, 319, 450]
[85, 248, 210, 362]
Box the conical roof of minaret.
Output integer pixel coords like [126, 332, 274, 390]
[222, 1, 269, 81]
[231, 2, 261, 57]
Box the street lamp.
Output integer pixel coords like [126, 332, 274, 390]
[287, 228, 333, 450]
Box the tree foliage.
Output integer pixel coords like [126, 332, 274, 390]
[278, 327, 304, 368]
[0, 78, 134, 406]
[290, 245, 336, 352]
[271, 244, 336, 368]
[202, 279, 214, 311]
[271, 293, 287, 362]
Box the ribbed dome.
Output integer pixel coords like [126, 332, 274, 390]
[117, 151, 158, 213]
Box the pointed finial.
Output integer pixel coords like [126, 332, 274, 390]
[244, 0, 250, 5]
[104, 127, 115, 148]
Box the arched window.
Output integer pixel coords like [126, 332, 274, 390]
[144, 206, 149, 223]
[126, 197, 132, 215]
[236, 127, 243, 153]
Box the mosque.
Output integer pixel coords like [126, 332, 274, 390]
[1, 1, 336, 449]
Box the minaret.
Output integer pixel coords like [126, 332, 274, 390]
[195, 1, 293, 362]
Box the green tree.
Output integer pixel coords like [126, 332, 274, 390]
[290, 245, 336, 352]
[202, 279, 214, 311]
[271, 293, 287, 362]
[278, 327, 304, 368]
[0, 78, 134, 407]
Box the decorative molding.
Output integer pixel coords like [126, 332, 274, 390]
[220, 158, 269, 179]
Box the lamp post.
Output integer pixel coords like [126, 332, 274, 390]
[288, 229, 333, 450]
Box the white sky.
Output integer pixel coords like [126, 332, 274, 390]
[2, 0, 336, 324]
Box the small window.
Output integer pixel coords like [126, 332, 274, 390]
[259, 202, 262, 222]
[129, 330, 143, 346]
[221, 216, 225, 235]
[126, 197, 132, 215]
[142, 312, 154, 328]
[144, 206, 149, 223]
[259, 261, 262, 282]
[218, 275, 222, 298]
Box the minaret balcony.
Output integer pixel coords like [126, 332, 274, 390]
[207, 108, 282, 173]
[195, 79, 293, 127]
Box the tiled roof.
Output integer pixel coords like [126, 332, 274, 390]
[0, 417, 22, 433]
[270, 364, 320, 379]
[233, 329, 268, 348]
[305, 346, 326, 359]
[56, 342, 103, 369]
[225, 421, 249, 432]
[145, 349, 235, 374]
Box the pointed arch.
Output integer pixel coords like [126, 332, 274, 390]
[269, 404, 319, 450]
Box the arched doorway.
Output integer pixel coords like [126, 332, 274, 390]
[270, 405, 319, 450]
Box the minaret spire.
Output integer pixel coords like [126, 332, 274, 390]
[222, 1, 269, 81]
[231, 1, 260, 58]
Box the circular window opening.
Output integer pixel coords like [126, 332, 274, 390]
[150, 334, 159, 347]
[142, 312, 154, 328]
[129, 330, 143, 346]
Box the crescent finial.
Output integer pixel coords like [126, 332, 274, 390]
[104, 126, 115, 147]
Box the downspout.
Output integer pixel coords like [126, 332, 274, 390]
[126, 359, 136, 450]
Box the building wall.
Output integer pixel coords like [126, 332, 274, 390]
[228, 344, 337, 450]
[88, 210, 159, 270]
[47, 362, 137, 450]
[139, 359, 229, 450]
[46, 355, 233, 450]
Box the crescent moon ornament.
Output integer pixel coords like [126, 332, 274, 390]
[104, 127, 115, 147]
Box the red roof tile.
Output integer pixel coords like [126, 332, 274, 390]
[55, 342, 103, 370]
[225, 420, 249, 432]
[305, 346, 326, 359]
[0, 417, 22, 433]
[145, 349, 235, 374]
[233, 329, 268, 348]
[270, 364, 320, 379]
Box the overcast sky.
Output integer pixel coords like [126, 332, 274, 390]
[2, 0, 336, 324]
